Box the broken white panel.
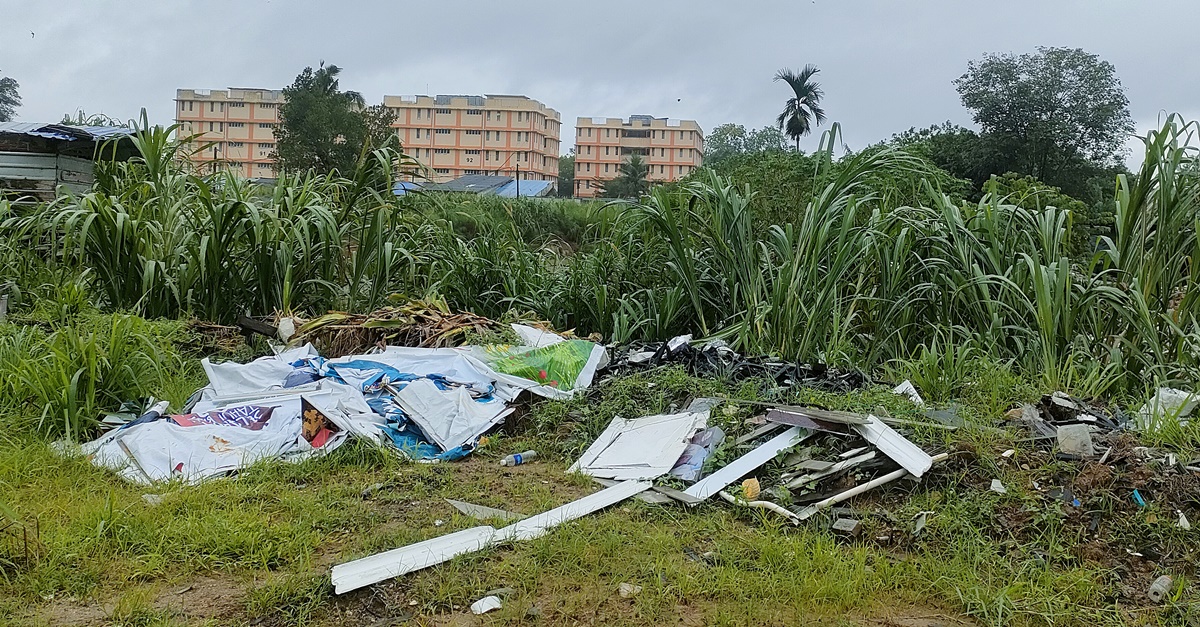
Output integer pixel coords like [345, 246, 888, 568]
[1137, 387, 1199, 429]
[394, 378, 513, 451]
[684, 427, 811, 500]
[494, 480, 652, 542]
[851, 415, 933, 478]
[446, 499, 525, 522]
[892, 380, 925, 406]
[331, 526, 498, 594]
[569, 410, 708, 480]
[510, 323, 564, 348]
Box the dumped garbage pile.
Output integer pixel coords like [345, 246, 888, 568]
[332, 389, 947, 594]
[601, 334, 868, 392]
[73, 324, 606, 483]
[289, 300, 506, 357]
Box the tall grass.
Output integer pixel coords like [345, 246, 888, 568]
[4, 115, 1200, 398]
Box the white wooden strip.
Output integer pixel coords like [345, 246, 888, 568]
[684, 427, 809, 500]
[332, 526, 497, 595]
[851, 415, 932, 477]
[494, 480, 651, 542]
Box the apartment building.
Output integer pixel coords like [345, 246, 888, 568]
[175, 88, 283, 179]
[382, 94, 560, 184]
[573, 115, 703, 198]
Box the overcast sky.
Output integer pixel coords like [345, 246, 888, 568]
[2, 0, 1197, 166]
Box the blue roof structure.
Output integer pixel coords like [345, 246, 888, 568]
[392, 181, 424, 196]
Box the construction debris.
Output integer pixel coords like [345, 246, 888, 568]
[601, 335, 867, 392]
[446, 499, 525, 523]
[290, 299, 504, 357]
[470, 596, 503, 614]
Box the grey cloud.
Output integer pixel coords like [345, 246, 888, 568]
[2, 0, 1198, 165]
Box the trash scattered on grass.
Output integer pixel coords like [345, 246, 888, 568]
[617, 582, 642, 599]
[1147, 575, 1173, 603]
[469, 595, 502, 614]
[989, 479, 1007, 494]
[446, 499, 525, 523]
[67, 329, 606, 484]
[500, 450, 537, 466]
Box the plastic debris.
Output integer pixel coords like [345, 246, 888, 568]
[500, 450, 537, 467]
[470, 596, 502, 614]
[892, 380, 924, 406]
[617, 583, 643, 599]
[990, 479, 1007, 494]
[1137, 388, 1198, 429]
[1147, 575, 1173, 603]
[741, 478, 761, 500]
[1056, 424, 1095, 457]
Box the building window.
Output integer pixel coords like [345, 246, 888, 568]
[586, 163, 591, 172]
[209, 102, 215, 112]
[465, 149, 480, 155]
[229, 122, 245, 128]
[208, 122, 215, 131]
[605, 146, 610, 156]
[466, 109, 482, 115]
[604, 164, 609, 173]
[465, 169, 481, 175]
[606, 129, 611, 137]
[435, 148, 450, 154]
[258, 123, 272, 129]
[436, 108, 452, 114]
[659, 165, 664, 174]
[414, 129, 422, 139]
[679, 148, 684, 157]
[434, 168, 450, 174]
[435, 129, 451, 135]
[229, 141, 244, 147]
[466, 130, 481, 135]
[258, 103, 277, 109]
[229, 102, 245, 108]
[493, 151, 500, 160]
[259, 143, 272, 148]
[258, 162, 271, 168]
[587, 128, 592, 137]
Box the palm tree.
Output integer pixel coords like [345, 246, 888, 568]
[600, 153, 650, 199]
[774, 65, 826, 151]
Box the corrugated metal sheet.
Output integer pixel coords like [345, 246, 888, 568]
[425, 175, 512, 194]
[495, 179, 553, 198]
[0, 122, 133, 142]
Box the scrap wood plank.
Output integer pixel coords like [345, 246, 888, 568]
[684, 427, 812, 501]
[766, 408, 852, 434]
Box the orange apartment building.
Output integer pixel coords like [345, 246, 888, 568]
[573, 115, 704, 198]
[175, 88, 282, 179]
[382, 94, 560, 184]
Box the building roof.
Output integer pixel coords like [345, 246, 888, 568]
[0, 122, 134, 142]
[425, 175, 513, 194]
[495, 179, 553, 198]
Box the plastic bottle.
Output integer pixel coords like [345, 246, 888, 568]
[500, 450, 537, 467]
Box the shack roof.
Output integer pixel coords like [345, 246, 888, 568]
[0, 122, 134, 142]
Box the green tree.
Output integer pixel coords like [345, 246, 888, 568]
[274, 63, 392, 175]
[955, 47, 1134, 192]
[705, 123, 749, 166]
[557, 150, 575, 197]
[889, 122, 1005, 191]
[361, 103, 399, 149]
[745, 126, 789, 153]
[0, 70, 19, 122]
[773, 65, 826, 150]
[599, 154, 650, 199]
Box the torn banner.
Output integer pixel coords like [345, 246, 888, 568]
[79, 331, 605, 483]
